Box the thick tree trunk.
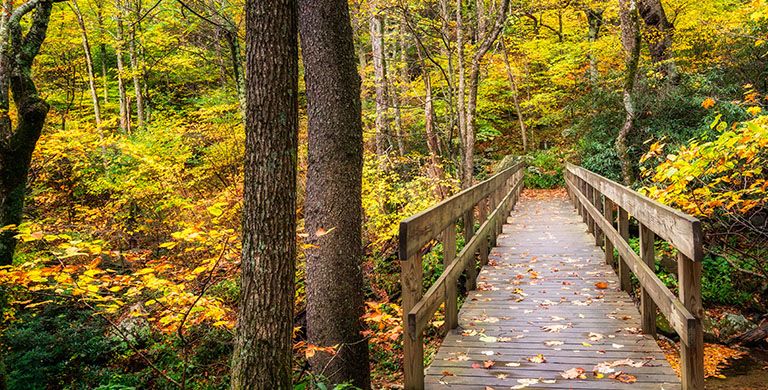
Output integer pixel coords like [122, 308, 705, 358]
[0, 0, 56, 265]
[617, 0, 641, 186]
[229, 0, 297, 389]
[464, 0, 510, 187]
[638, 0, 676, 79]
[370, 4, 390, 156]
[115, 10, 130, 133]
[298, 0, 371, 387]
[500, 39, 527, 152]
[586, 7, 604, 83]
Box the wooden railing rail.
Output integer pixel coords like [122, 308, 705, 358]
[565, 163, 704, 390]
[398, 161, 525, 389]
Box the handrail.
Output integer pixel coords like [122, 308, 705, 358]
[565, 163, 704, 390]
[398, 160, 525, 390]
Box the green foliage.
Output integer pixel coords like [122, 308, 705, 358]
[523, 148, 565, 189]
[701, 254, 753, 306]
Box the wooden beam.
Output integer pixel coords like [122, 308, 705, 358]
[401, 252, 424, 389]
[443, 225, 458, 331]
[604, 197, 615, 266]
[566, 163, 703, 261]
[618, 206, 631, 292]
[679, 253, 704, 390]
[640, 223, 657, 337]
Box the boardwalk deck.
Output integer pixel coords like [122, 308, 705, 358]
[424, 193, 681, 389]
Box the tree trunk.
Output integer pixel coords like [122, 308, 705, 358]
[298, 0, 371, 387]
[96, 4, 109, 104]
[128, 26, 145, 130]
[370, 3, 390, 156]
[416, 40, 447, 199]
[500, 39, 527, 152]
[586, 7, 604, 83]
[439, 0, 456, 160]
[229, 0, 297, 388]
[390, 21, 406, 156]
[456, 0, 469, 186]
[115, 8, 130, 133]
[71, 0, 101, 126]
[225, 30, 246, 119]
[617, 0, 641, 186]
[464, 0, 510, 187]
[638, 0, 676, 79]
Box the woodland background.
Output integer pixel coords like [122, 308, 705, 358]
[0, 0, 767, 388]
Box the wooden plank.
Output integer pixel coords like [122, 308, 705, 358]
[604, 198, 615, 266]
[566, 163, 703, 261]
[479, 197, 489, 266]
[640, 224, 657, 337]
[566, 177, 696, 346]
[678, 253, 704, 390]
[399, 162, 523, 260]
[463, 208, 477, 292]
[593, 188, 603, 246]
[618, 206, 631, 292]
[442, 225, 458, 331]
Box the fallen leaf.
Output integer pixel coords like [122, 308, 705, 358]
[545, 340, 564, 346]
[483, 360, 495, 369]
[527, 354, 547, 363]
[441, 370, 454, 376]
[543, 324, 570, 332]
[561, 367, 587, 379]
[505, 362, 521, 367]
[595, 281, 609, 289]
[610, 371, 637, 383]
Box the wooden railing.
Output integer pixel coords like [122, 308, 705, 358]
[565, 163, 704, 390]
[398, 161, 525, 389]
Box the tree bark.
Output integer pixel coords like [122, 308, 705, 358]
[500, 38, 527, 152]
[415, 39, 447, 199]
[586, 7, 604, 83]
[617, 0, 641, 186]
[229, 0, 297, 388]
[390, 19, 406, 156]
[0, 0, 57, 265]
[464, 0, 510, 187]
[71, 0, 102, 128]
[128, 26, 145, 130]
[369, 3, 390, 156]
[637, 0, 676, 79]
[298, 0, 371, 387]
[115, 4, 130, 133]
[456, 0, 468, 186]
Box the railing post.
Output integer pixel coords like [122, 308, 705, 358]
[593, 190, 603, 246]
[479, 198, 489, 265]
[443, 225, 458, 331]
[401, 252, 424, 389]
[639, 223, 657, 337]
[678, 253, 704, 390]
[586, 185, 595, 234]
[463, 210, 477, 291]
[580, 179, 588, 224]
[603, 197, 615, 266]
[618, 207, 631, 292]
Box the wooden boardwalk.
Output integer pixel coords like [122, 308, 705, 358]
[424, 194, 681, 389]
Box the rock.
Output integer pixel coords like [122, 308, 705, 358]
[718, 313, 757, 340]
[703, 315, 719, 342]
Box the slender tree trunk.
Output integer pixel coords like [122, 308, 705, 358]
[416, 41, 447, 198]
[128, 26, 145, 130]
[225, 30, 246, 118]
[439, 0, 456, 159]
[617, 0, 641, 185]
[500, 39, 527, 152]
[586, 7, 604, 83]
[390, 22, 406, 156]
[115, 9, 130, 133]
[464, 0, 510, 187]
[456, 0, 469, 186]
[298, 0, 371, 387]
[229, 0, 298, 388]
[370, 3, 390, 156]
[96, 5, 109, 104]
[638, 0, 676, 80]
